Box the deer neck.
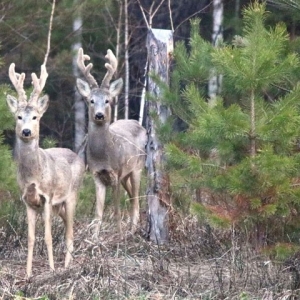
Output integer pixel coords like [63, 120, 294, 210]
[14, 137, 43, 177]
[88, 121, 114, 159]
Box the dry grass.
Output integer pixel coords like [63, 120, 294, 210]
[0, 212, 300, 300]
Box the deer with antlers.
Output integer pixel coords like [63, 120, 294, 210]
[76, 48, 147, 234]
[6, 63, 85, 278]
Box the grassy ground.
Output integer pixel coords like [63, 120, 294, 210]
[1, 209, 300, 300]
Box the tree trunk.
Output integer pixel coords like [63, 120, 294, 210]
[208, 0, 223, 99]
[72, 6, 86, 159]
[139, 60, 147, 125]
[124, 0, 129, 119]
[114, 0, 123, 122]
[146, 28, 173, 244]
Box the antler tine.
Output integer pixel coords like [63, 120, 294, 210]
[29, 64, 48, 104]
[8, 63, 27, 104]
[77, 48, 99, 88]
[100, 49, 118, 88]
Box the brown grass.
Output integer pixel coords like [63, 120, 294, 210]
[0, 212, 300, 299]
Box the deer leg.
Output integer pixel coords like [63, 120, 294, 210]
[63, 197, 76, 268]
[93, 176, 106, 236]
[121, 174, 132, 198]
[26, 205, 37, 278]
[113, 181, 122, 233]
[43, 199, 54, 272]
[129, 170, 142, 233]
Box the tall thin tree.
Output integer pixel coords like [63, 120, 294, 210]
[208, 0, 223, 99]
[124, 0, 129, 119]
[72, 0, 86, 158]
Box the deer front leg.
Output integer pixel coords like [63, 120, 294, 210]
[129, 170, 142, 233]
[113, 181, 122, 233]
[63, 197, 76, 268]
[26, 205, 37, 278]
[93, 175, 106, 237]
[43, 199, 54, 272]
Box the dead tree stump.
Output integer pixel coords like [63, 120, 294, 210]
[145, 28, 173, 244]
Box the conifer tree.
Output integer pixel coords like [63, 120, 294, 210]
[0, 84, 18, 221]
[161, 2, 300, 244]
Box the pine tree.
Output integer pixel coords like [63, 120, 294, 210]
[161, 2, 300, 244]
[0, 84, 18, 223]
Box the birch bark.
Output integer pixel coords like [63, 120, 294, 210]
[72, 7, 86, 158]
[208, 0, 223, 99]
[146, 28, 173, 244]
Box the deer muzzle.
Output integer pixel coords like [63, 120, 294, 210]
[95, 112, 105, 121]
[22, 128, 31, 137]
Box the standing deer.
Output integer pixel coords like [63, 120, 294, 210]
[76, 48, 147, 234]
[6, 63, 85, 278]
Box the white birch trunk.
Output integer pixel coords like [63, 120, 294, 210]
[124, 0, 129, 119]
[114, 0, 123, 122]
[208, 0, 223, 100]
[146, 28, 173, 244]
[72, 10, 86, 158]
[139, 60, 147, 125]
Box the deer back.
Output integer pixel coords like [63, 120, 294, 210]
[87, 119, 146, 178]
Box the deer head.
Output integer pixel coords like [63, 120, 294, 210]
[76, 48, 123, 125]
[6, 63, 49, 141]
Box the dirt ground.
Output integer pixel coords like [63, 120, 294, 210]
[0, 213, 300, 300]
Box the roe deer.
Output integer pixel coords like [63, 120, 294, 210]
[6, 63, 85, 278]
[76, 48, 147, 234]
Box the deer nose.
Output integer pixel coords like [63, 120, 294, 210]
[95, 112, 104, 120]
[22, 129, 31, 137]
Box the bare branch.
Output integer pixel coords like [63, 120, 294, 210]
[137, 0, 150, 29]
[43, 0, 56, 66]
[151, 0, 165, 20]
[168, 0, 174, 32]
[149, 0, 165, 28]
[175, 2, 213, 31]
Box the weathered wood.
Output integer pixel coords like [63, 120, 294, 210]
[146, 28, 173, 244]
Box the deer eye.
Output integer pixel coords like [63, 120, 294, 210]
[18, 116, 22, 120]
[32, 116, 37, 120]
[105, 99, 109, 104]
[90, 99, 94, 104]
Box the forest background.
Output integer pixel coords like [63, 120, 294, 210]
[2, 0, 300, 299]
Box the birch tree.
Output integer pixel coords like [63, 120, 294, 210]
[124, 0, 129, 119]
[208, 0, 223, 99]
[72, 1, 86, 158]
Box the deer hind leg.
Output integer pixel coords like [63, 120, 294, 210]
[26, 205, 37, 278]
[43, 198, 54, 272]
[129, 169, 142, 233]
[121, 174, 132, 198]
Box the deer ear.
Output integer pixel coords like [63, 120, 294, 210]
[76, 78, 91, 98]
[109, 78, 123, 97]
[6, 94, 19, 114]
[37, 94, 49, 115]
